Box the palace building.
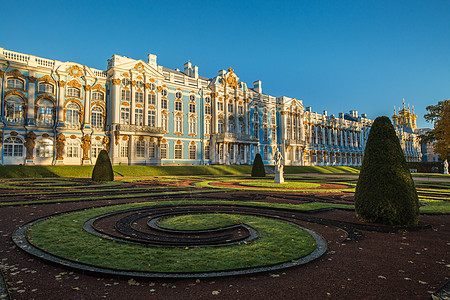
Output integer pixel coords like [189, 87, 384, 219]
[0, 47, 379, 166]
[392, 100, 422, 162]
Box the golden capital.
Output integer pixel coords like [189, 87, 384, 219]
[83, 85, 92, 91]
[28, 76, 37, 83]
[112, 79, 121, 85]
[58, 81, 66, 87]
[131, 81, 137, 87]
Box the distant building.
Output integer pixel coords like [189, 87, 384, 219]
[391, 100, 422, 162]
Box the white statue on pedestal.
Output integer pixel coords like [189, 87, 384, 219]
[274, 148, 285, 183]
[444, 159, 449, 175]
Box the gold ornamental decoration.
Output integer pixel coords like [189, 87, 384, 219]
[81, 135, 91, 160]
[67, 80, 82, 88]
[66, 65, 84, 77]
[56, 133, 66, 160]
[92, 84, 106, 92]
[7, 69, 27, 80]
[28, 76, 37, 83]
[58, 81, 66, 87]
[83, 85, 92, 91]
[225, 68, 238, 89]
[5, 90, 27, 100]
[112, 79, 121, 85]
[131, 81, 137, 87]
[134, 62, 145, 72]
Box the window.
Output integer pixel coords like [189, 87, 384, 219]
[37, 99, 54, 127]
[5, 96, 25, 125]
[271, 127, 276, 142]
[92, 91, 104, 100]
[188, 117, 197, 135]
[66, 102, 81, 129]
[36, 139, 53, 158]
[66, 140, 80, 158]
[228, 103, 233, 113]
[38, 82, 54, 94]
[174, 144, 182, 159]
[271, 115, 276, 125]
[161, 98, 168, 109]
[120, 142, 129, 157]
[205, 105, 211, 115]
[162, 114, 168, 132]
[253, 112, 258, 122]
[189, 95, 195, 101]
[175, 101, 182, 111]
[136, 81, 144, 89]
[218, 101, 224, 111]
[175, 116, 183, 133]
[121, 89, 131, 101]
[205, 145, 210, 160]
[160, 143, 167, 159]
[228, 120, 235, 133]
[136, 140, 145, 157]
[286, 117, 291, 126]
[149, 142, 156, 158]
[254, 124, 259, 138]
[161, 89, 168, 97]
[91, 106, 104, 129]
[148, 93, 156, 105]
[218, 119, 224, 134]
[135, 108, 143, 126]
[238, 106, 243, 115]
[189, 144, 196, 159]
[189, 103, 196, 114]
[4, 137, 23, 157]
[263, 127, 268, 142]
[67, 87, 81, 98]
[205, 97, 211, 103]
[91, 141, 103, 159]
[148, 109, 156, 127]
[263, 147, 269, 160]
[120, 106, 130, 125]
[175, 91, 182, 99]
[205, 119, 211, 135]
[219, 144, 224, 160]
[238, 120, 245, 133]
[263, 114, 268, 123]
[135, 92, 144, 104]
[122, 78, 130, 86]
[7, 78, 24, 89]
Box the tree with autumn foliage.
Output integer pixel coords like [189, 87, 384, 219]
[421, 100, 450, 161]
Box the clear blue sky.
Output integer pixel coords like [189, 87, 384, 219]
[2, 0, 449, 128]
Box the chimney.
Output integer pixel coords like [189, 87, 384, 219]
[218, 69, 227, 76]
[305, 107, 312, 112]
[323, 110, 327, 116]
[339, 113, 344, 119]
[192, 65, 199, 79]
[349, 110, 358, 118]
[361, 113, 367, 118]
[183, 61, 192, 76]
[147, 54, 157, 66]
[253, 80, 262, 93]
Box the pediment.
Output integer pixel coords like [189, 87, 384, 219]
[110, 60, 164, 80]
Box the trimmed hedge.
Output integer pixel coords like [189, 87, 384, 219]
[92, 150, 114, 182]
[355, 116, 419, 225]
[251, 153, 266, 177]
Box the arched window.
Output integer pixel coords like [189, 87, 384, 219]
[121, 89, 131, 101]
[161, 89, 168, 97]
[161, 114, 168, 132]
[135, 91, 144, 104]
[36, 99, 54, 127]
[135, 108, 144, 126]
[174, 143, 183, 159]
[148, 109, 156, 127]
[67, 87, 81, 98]
[36, 138, 53, 158]
[175, 100, 182, 112]
[5, 96, 25, 125]
[7, 78, 24, 89]
[205, 144, 210, 160]
[136, 140, 145, 157]
[189, 144, 196, 159]
[66, 103, 81, 129]
[91, 106, 104, 129]
[4, 137, 23, 157]
[160, 142, 167, 159]
[148, 93, 156, 105]
[205, 119, 211, 135]
[228, 119, 235, 133]
[188, 117, 197, 135]
[175, 115, 183, 133]
[92, 91, 104, 101]
[120, 106, 130, 125]
[175, 91, 182, 99]
[91, 140, 103, 159]
[218, 119, 224, 134]
[149, 141, 156, 158]
[38, 82, 54, 94]
[66, 139, 80, 158]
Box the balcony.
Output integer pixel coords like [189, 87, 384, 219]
[116, 124, 164, 135]
[213, 132, 258, 143]
[285, 139, 306, 146]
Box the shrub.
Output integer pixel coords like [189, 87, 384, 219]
[92, 150, 114, 182]
[355, 116, 419, 225]
[251, 153, 266, 177]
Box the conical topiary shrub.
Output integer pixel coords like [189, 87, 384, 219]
[251, 153, 266, 177]
[92, 150, 114, 182]
[355, 116, 419, 225]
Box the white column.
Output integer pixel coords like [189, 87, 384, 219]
[57, 81, 65, 126]
[111, 78, 121, 125]
[130, 81, 136, 125]
[83, 85, 91, 127]
[27, 74, 36, 125]
[144, 84, 149, 126]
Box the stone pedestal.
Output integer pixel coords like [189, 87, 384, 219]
[25, 159, 34, 165]
[55, 160, 64, 165]
[274, 166, 285, 183]
[82, 160, 91, 166]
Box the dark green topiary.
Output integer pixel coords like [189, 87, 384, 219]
[355, 116, 419, 225]
[251, 153, 266, 177]
[92, 150, 114, 182]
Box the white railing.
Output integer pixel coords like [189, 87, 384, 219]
[3, 49, 30, 63]
[92, 69, 107, 78]
[35, 57, 54, 68]
[173, 74, 184, 84]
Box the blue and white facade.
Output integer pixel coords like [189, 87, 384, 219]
[0, 47, 373, 166]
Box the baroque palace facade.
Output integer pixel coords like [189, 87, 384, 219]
[0, 47, 399, 167]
